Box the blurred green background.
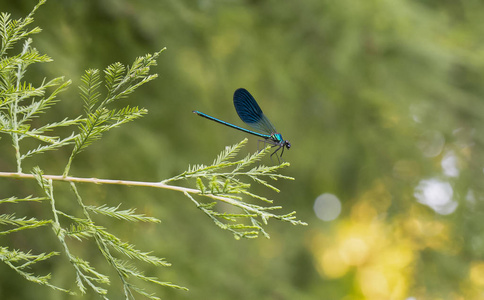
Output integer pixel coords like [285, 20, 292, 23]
[2, 0, 484, 299]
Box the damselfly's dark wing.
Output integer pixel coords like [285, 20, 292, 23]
[233, 88, 277, 135]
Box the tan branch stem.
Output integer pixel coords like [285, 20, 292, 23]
[0, 171, 233, 203]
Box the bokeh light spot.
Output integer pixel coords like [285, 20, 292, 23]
[441, 151, 459, 177]
[340, 237, 369, 266]
[321, 248, 349, 278]
[314, 193, 342, 221]
[470, 262, 484, 286]
[414, 178, 457, 215]
[358, 268, 390, 299]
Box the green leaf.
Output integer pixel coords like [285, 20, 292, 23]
[79, 69, 102, 114]
[87, 204, 161, 223]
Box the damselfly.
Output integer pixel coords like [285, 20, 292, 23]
[193, 88, 291, 162]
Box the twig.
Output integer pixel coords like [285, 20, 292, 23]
[0, 171, 242, 205]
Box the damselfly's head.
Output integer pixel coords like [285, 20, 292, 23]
[284, 140, 291, 150]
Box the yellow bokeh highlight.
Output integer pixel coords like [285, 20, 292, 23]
[399, 205, 458, 253]
[358, 267, 390, 299]
[358, 266, 409, 300]
[379, 246, 414, 271]
[351, 200, 378, 222]
[321, 247, 349, 278]
[339, 237, 369, 266]
[470, 262, 484, 286]
[310, 181, 417, 299]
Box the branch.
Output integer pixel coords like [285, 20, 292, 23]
[0, 171, 242, 203]
[0, 168, 307, 235]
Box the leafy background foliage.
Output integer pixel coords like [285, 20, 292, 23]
[1, 0, 484, 299]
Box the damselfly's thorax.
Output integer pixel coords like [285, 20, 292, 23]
[270, 133, 291, 150]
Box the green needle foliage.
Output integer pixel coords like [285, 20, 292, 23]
[0, 1, 305, 299]
[164, 139, 305, 239]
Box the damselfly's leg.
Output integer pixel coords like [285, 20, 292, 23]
[270, 145, 284, 164]
[279, 145, 285, 157]
[257, 139, 267, 153]
[258, 139, 283, 164]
